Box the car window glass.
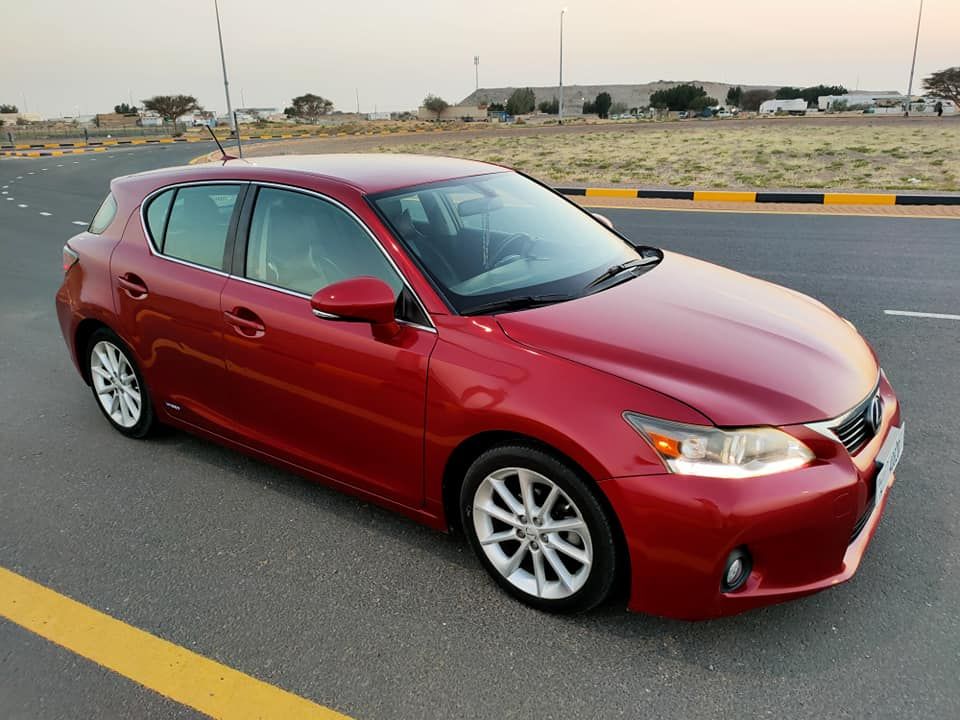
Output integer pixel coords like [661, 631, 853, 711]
[246, 187, 403, 297]
[144, 189, 174, 247]
[89, 193, 117, 234]
[163, 185, 240, 270]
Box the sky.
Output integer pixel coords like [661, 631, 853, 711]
[1, 0, 956, 118]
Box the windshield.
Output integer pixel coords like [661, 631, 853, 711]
[371, 172, 642, 314]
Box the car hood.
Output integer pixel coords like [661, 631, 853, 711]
[496, 252, 878, 427]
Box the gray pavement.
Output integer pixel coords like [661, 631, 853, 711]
[1, 147, 958, 719]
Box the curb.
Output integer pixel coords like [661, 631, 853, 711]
[1, 146, 110, 158]
[557, 187, 960, 206]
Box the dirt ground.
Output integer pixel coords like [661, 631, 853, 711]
[232, 115, 960, 193]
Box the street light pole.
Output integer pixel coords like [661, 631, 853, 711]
[214, 0, 236, 136]
[558, 9, 566, 123]
[905, 0, 924, 117]
[474, 56, 480, 92]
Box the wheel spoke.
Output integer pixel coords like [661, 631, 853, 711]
[532, 550, 547, 597]
[542, 546, 575, 590]
[518, 469, 537, 516]
[94, 347, 112, 373]
[91, 365, 112, 381]
[479, 529, 517, 546]
[541, 518, 587, 535]
[489, 477, 524, 517]
[548, 535, 590, 565]
[117, 390, 130, 425]
[502, 542, 529, 576]
[476, 500, 522, 528]
[539, 484, 560, 517]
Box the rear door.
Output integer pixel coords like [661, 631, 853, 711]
[220, 184, 437, 505]
[111, 182, 247, 431]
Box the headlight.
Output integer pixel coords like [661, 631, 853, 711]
[624, 413, 814, 479]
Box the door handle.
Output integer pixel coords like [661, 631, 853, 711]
[117, 273, 148, 299]
[223, 307, 266, 337]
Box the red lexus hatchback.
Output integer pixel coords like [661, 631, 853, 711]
[56, 154, 903, 619]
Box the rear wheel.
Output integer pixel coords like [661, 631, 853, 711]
[460, 444, 618, 613]
[86, 328, 155, 438]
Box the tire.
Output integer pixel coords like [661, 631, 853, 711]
[86, 327, 156, 439]
[460, 444, 618, 613]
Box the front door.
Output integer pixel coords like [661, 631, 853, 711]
[221, 186, 437, 506]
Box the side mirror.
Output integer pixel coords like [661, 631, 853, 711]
[592, 212, 615, 230]
[311, 277, 400, 339]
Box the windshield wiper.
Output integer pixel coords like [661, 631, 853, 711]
[584, 252, 662, 292]
[461, 294, 574, 316]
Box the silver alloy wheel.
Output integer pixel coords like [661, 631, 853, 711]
[90, 340, 142, 428]
[473, 467, 593, 600]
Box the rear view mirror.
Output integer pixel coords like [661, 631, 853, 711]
[311, 277, 400, 339]
[458, 195, 503, 217]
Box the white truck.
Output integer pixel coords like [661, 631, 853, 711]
[758, 98, 808, 115]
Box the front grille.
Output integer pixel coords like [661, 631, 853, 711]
[831, 392, 880, 455]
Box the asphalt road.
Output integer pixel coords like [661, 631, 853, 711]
[1, 146, 958, 720]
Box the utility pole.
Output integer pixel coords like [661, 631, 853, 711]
[356, 88, 360, 115]
[905, 0, 924, 117]
[474, 56, 480, 92]
[214, 0, 236, 136]
[558, 9, 566, 123]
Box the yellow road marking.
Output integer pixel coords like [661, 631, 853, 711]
[824, 192, 896, 205]
[0, 566, 352, 720]
[578, 202, 960, 220]
[693, 190, 757, 203]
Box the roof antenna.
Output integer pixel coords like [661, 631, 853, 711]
[205, 124, 236, 161]
[233, 111, 243, 158]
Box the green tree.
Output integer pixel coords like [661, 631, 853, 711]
[537, 97, 559, 114]
[114, 103, 137, 114]
[0, 104, 18, 113]
[593, 92, 612, 119]
[142, 95, 201, 133]
[649, 84, 709, 111]
[775, 86, 804, 100]
[725, 86, 743, 107]
[740, 89, 775, 112]
[799, 85, 846, 104]
[506, 87, 536, 115]
[609, 101, 628, 116]
[689, 95, 719, 112]
[582, 99, 596, 114]
[283, 93, 334, 122]
[488, 102, 505, 112]
[421, 94, 449, 119]
[923, 67, 960, 105]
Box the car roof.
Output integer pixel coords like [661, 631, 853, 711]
[120, 153, 508, 196]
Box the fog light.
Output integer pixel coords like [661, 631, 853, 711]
[721, 548, 752, 592]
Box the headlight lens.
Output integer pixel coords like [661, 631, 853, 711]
[624, 413, 814, 478]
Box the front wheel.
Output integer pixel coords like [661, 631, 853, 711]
[86, 328, 156, 438]
[460, 445, 618, 613]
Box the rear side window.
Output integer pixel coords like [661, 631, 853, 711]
[144, 189, 174, 248]
[152, 185, 241, 271]
[89, 193, 117, 234]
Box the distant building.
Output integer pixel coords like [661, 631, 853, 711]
[417, 105, 486, 121]
[367, 111, 391, 121]
[818, 93, 905, 111]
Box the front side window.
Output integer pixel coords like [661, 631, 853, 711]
[160, 185, 241, 270]
[372, 172, 639, 313]
[245, 187, 403, 297]
[89, 193, 117, 234]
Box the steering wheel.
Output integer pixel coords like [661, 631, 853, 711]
[489, 232, 534, 268]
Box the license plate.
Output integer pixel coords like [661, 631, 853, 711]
[875, 423, 904, 508]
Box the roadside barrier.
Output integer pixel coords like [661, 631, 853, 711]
[557, 187, 960, 206]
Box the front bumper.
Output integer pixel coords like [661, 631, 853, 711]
[602, 375, 901, 620]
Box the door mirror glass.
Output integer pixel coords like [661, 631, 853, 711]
[311, 277, 399, 337]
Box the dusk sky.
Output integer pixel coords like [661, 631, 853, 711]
[1, 0, 955, 118]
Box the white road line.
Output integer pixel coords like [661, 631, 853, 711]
[27, 171, 34, 175]
[17, 203, 28, 208]
[57, 164, 64, 167]
[885, 310, 960, 321]
[16, 176, 23, 179]
[1, 191, 6, 194]
[71, 220, 87, 226]
[5, 197, 12, 201]
[39, 211, 52, 216]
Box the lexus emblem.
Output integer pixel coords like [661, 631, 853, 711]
[866, 396, 883, 433]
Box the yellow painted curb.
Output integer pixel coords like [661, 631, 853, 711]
[585, 188, 638, 199]
[824, 193, 896, 205]
[0, 566, 351, 720]
[693, 190, 757, 203]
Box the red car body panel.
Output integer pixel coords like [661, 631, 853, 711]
[55, 155, 902, 619]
